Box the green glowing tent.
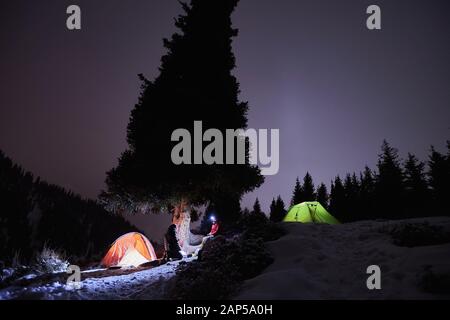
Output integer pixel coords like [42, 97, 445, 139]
[283, 201, 340, 224]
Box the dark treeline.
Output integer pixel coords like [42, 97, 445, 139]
[269, 140, 450, 222]
[0, 150, 139, 266]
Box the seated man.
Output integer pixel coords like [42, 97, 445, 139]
[196, 216, 221, 260]
[200, 216, 220, 246]
[164, 223, 183, 261]
[209, 217, 219, 236]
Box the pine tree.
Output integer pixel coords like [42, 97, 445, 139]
[103, 0, 263, 229]
[343, 173, 360, 221]
[302, 172, 316, 201]
[404, 153, 430, 218]
[252, 198, 263, 216]
[316, 183, 329, 208]
[329, 176, 346, 222]
[269, 198, 276, 219]
[428, 145, 450, 215]
[269, 195, 286, 222]
[277, 196, 286, 220]
[447, 140, 450, 161]
[290, 177, 303, 205]
[375, 140, 405, 219]
[248, 197, 268, 224]
[0, 151, 33, 263]
[360, 166, 376, 220]
[241, 207, 250, 216]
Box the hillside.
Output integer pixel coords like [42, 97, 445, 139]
[237, 217, 450, 299]
[0, 150, 140, 267]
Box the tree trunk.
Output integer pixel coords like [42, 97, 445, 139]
[172, 199, 202, 255]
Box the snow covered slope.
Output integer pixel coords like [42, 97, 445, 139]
[0, 258, 193, 300]
[2, 218, 449, 300]
[236, 217, 450, 299]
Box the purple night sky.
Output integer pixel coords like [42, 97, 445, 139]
[1, 0, 449, 240]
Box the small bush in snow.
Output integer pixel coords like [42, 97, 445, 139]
[380, 222, 450, 247]
[33, 247, 69, 274]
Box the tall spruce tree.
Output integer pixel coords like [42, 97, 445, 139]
[269, 195, 286, 222]
[428, 145, 450, 215]
[250, 197, 268, 222]
[343, 173, 360, 221]
[329, 176, 346, 222]
[302, 172, 316, 201]
[290, 177, 303, 205]
[316, 183, 329, 208]
[0, 151, 33, 263]
[404, 153, 430, 218]
[252, 198, 263, 216]
[360, 166, 376, 220]
[375, 140, 405, 219]
[103, 0, 263, 229]
[269, 198, 276, 220]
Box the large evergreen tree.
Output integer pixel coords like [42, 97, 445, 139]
[404, 153, 430, 217]
[343, 173, 360, 221]
[302, 172, 316, 201]
[290, 177, 304, 205]
[329, 176, 346, 222]
[269, 195, 286, 222]
[359, 166, 376, 220]
[0, 151, 33, 262]
[428, 144, 450, 215]
[252, 198, 264, 216]
[316, 183, 329, 208]
[104, 0, 263, 228]
[375, 140, 405, 219]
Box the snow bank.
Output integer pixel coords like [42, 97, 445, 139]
[236, 217, 450, 299]
[3, 217, 449, 300]
[0, 258, 194, 300]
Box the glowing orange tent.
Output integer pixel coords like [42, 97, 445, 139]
[101, 232, 157, 268]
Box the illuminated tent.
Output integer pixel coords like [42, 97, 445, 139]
[101, 232, 157, 268]
[283, 201, 340, 224]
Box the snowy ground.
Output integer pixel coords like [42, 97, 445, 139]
[0, 258, 194, 300]
[236, 217, 450, 299]
[2, 217, 450, 300]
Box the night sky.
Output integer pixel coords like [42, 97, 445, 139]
[1, 0, 449, 240]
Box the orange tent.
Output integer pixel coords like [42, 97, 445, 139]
[101, 232, 157, 268]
